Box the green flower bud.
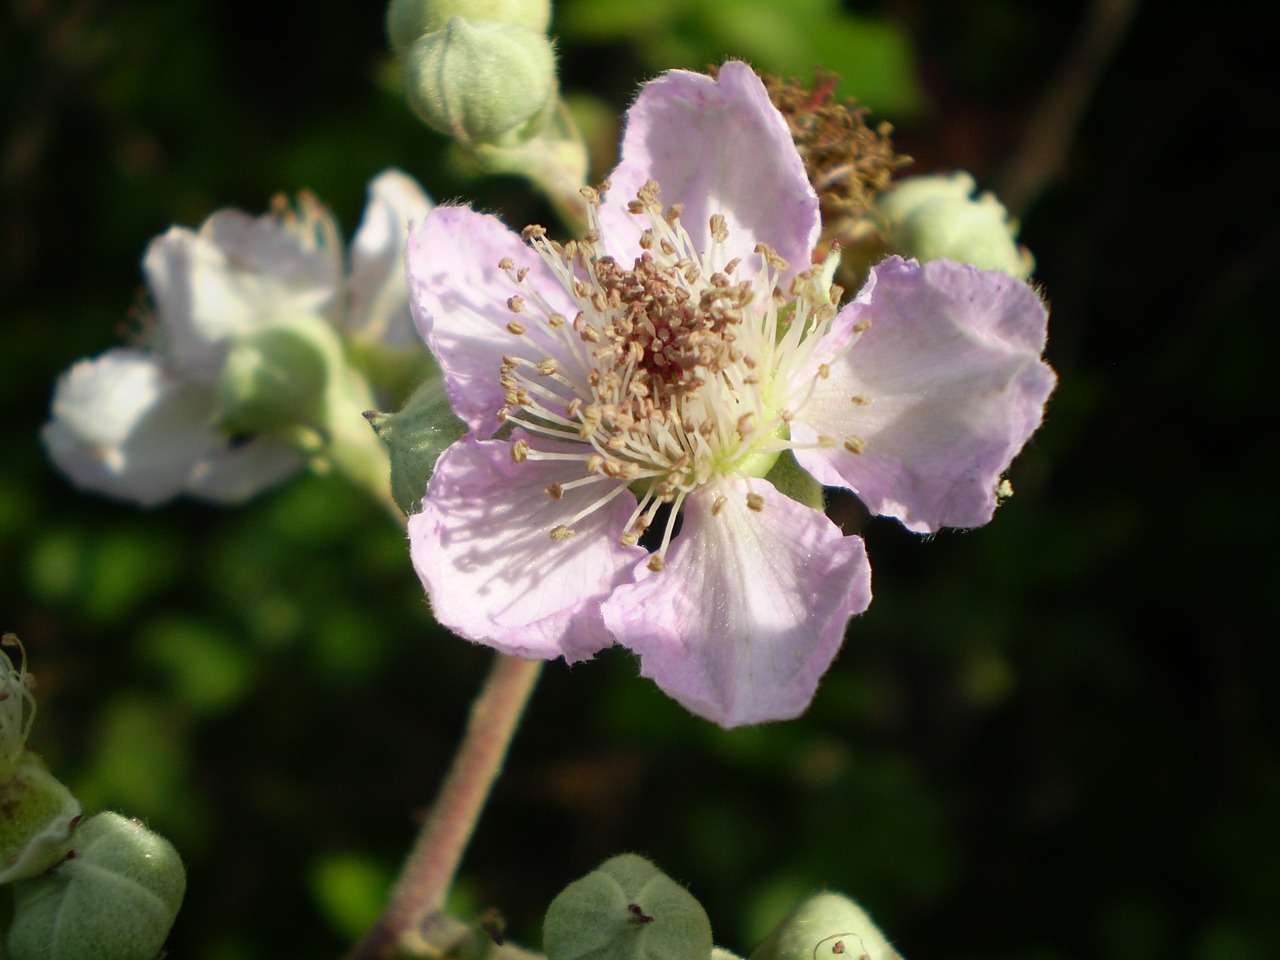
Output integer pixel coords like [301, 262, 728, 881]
[7, 812, 186, 960]
[215, 315, 334, 436]
[877, 172, 1034, 279]
[387, 0, 552, 52]
[364, 376, 465, 516]
[544, 854, 713, 960]
[0, 756, 81, 886]
[401, 19, 556, 143]
[749, 893, 901, 960]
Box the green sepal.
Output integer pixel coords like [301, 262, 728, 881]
[763, 451, 824, 511]
[544, 854, 713, 960]
[365, 376, 464, 516]
[216, 318, 330, 436]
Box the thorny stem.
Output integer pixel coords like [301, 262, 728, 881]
[346, 653, 543, 960]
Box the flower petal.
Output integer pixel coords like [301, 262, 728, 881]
[42, 350, 220, 506]
[600, 481, 871, 727]
[409, 434, 646, 662]
[793, 256, 1056, 532]
[43, 349, 305, 506]
[406, 206, 579, 437]
[144, 208, 340, 381]
[599, 61, 819, 279]
[347, 169, 433, 349]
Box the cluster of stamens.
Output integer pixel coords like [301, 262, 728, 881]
[495, 180, 868, 571]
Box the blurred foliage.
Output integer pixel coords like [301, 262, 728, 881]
[2, 1, 1277, 960]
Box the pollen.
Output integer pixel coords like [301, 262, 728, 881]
[491, 178, 851, 570]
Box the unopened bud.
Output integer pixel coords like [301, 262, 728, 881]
[877, 172, 1034, 279]
[387, 0, 551, 52]
[401, 18, 556, 143]
[7, 812, 186, 960]
[750, 892, 901, 960]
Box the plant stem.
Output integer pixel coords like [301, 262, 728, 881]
[346, 653, 544, 960]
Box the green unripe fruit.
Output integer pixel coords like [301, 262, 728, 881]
[7, 812, 186, 960]
[402, 18, 556, 143]
[750, 892, 901, 960]
[544, 854, 713, 960]
[387, 0, 552, 52]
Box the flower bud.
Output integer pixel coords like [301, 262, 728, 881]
[7, 812, 186, 960]
[364, 377, 465, 516]
[387, 0, 551, 52]
[215, 316, 335, 437]
[401, 18, 556, 143]
[0, 756, 81, 885]
[749, 892, 900, 960]
[544, 854, 713, 960]
[877, 172, 1034, 279]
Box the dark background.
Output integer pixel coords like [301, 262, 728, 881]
[2, 1, 1276, 958]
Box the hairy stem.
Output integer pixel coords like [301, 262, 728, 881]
[346, 653, 544, 960]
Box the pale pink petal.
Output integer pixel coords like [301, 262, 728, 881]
[347, 169, 433, 349]
[145, 211, 339, 382]
[793, 257, 1056, 533]
[598, 61, 819, 279]
[409, 434, 646, 662]
[406, 207, 580, 437]
[600, 481, 871, 728]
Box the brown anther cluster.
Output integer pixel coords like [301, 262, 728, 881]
[761, 70, 911, 225]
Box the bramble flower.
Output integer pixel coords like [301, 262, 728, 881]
[43, 170, 431, 507]
[406, 63, 1055, 727]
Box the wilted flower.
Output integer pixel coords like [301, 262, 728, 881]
[44, 170, 431, 506]
[406, 63, 1054, 726]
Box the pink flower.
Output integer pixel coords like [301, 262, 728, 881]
[406, 63, 1055, 727]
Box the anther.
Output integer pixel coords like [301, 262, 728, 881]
[546, 482, 564, 500]
[746, 492, 765, 512]
[550, 525, 575, 541]
[647, 554, 665, 572]
[711, 495, 727, 516]
[843, 436, 867, 454]
[850, 394, 869, 405]
[498, 257, 515, 270]
[506, 320, 527, 335]
[510, 439, 530, 462]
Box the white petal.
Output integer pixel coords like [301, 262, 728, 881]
[347, 169, 433, 348]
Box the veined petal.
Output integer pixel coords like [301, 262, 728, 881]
[347, 169, 433, 349]
[145, 209, 339, 381]
[42, 350, 221, 506]
[793, 256, 1056, 532]
[406, 206, 579, 437]
[409, 434, 646, 662]
[599, 61, 819, 279]
[601, 480, 871, 728]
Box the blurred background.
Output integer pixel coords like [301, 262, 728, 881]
[2, 0, 1276, 958]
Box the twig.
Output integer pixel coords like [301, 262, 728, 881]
[346, 653, 544, 960]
